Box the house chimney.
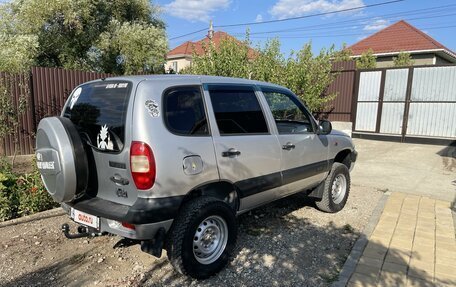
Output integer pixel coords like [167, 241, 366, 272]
[208, 20, 214, 39]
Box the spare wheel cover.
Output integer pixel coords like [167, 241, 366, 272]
[35, 117, 88, 203]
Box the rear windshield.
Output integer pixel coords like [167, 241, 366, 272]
[63, 81, 132, 152]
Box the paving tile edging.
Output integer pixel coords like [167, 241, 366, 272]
[0, 207, 65, 228]
[331, 192, 391, 287]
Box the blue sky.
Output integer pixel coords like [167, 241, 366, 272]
[156, 0, 456, 55]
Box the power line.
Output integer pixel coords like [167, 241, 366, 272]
[247, 24, 456, 39]
[169, 2, 456, 50]
[169, 28, 208, 41]
[232, 4, 456, 36]
[169, 0, 405, 41]
[229, 10, 456, 37]
[217, 0, 404, 28]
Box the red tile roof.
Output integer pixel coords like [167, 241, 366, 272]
[167, 31, 256, 58]
[349, 20, 455, 57]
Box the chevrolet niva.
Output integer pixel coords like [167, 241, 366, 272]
[36, 75, 357, 279]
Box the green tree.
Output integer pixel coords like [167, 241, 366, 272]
[96, 20, 167, 75]
[183, 35, 337, 112]
[356, 49, 377, 69]
[393, 51, 414, 67]
[333, 43, 353, 62]
[251, 39, 286, 84]
[0, 35, 38, 74]
[0, 6, 31, 162]
[282, 44, 337, 112]
[0, 0, 167, 75]
[183, 35, 253, 79]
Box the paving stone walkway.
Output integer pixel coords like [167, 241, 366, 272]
[348, 192, 455, 287]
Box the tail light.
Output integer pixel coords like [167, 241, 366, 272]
[130, 141, 155, 190]
[121, 222, 136, 230]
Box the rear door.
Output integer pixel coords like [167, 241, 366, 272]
[260, 87, 330, 197]
[62, 80, 137, 205]
[203, 84, 283, 211]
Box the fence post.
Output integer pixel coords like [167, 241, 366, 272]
[351, 70, 361, 131]
[400, 67, 414, 142]
[29, 69, 37, 132]
[375, 70, 386, 133]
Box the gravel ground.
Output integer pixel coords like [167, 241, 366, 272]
[0, 185, 382, 287]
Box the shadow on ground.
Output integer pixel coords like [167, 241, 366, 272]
[436, 142, 456, 172]
[1, 251, 96, 287]
[3, 193, 452, 287]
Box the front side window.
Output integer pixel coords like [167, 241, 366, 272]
[208, 86, 268, 135]
[262, 89, 314, 134]
[164, 86, 209, 136]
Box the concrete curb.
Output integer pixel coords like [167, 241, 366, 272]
[331, 192, 390, 287]
[0, 207, 65, 228]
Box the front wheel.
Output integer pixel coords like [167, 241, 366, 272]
[166, 197, 237, 279]
[315, 162, 350, 213]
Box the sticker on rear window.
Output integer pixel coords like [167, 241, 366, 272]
[106, 83, 128, 89]
[69, 87, 82, 110]
[145, 100, 160, 117]
[97, 124, 113, 150]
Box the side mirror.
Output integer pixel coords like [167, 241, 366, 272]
[318, 120, 332, 135]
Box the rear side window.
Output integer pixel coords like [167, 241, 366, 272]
[63, 81, 131, 152]
[163, 86, 209, 136]
[208, 86, 268, 135]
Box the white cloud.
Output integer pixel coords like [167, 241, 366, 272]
[255, 14, 263, 22]
[165, 0, 231, 22]
[269, 0, 364, 19]
[363, 18, 389, 31]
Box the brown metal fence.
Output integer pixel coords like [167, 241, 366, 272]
[0, 63, 357, 156]
[318, 61, 357, 122]
[1, 67, 112, 156]
[0, 72, 34, 156]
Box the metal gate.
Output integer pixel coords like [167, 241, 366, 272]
[352, 65, 456, 141]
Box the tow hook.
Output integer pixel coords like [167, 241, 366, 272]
[61, 223, 104, 239]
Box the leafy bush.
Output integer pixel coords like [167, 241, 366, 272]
[356, 49, 377, 69]
[182, 36, 341, 113]
[16, 172, 58, 216]
[0, 157, 58, 222]
[0, 170, 20, 221]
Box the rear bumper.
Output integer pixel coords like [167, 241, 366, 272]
[62, 195, 184, 240]
[66, 195, 184, 224]
[61, 203, 173, 240]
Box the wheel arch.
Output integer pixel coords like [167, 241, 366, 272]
[179, 181, 240, 212]
[334, 148, 352, 169]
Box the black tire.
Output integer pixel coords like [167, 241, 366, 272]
[166, 197, 237, 279]
[315, 162, 350, 213]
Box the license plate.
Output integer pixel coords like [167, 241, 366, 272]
[71, 208, 99, 229]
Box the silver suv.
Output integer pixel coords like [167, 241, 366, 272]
[36, 75, 357, 279]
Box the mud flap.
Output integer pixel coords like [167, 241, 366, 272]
[140, 228, 166, 258]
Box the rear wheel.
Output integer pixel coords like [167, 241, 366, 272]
[315, 163, 350, 213]
[166, 197, 237, 279]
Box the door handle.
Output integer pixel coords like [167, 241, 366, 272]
[282, 142, 295, 150]
[222, 148, 241, 157]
